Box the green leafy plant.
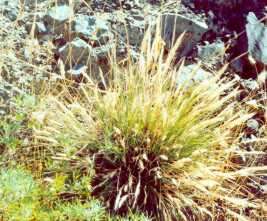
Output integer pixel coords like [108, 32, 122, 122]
[0, 94, 36, 151]
[0, 168, 40, 221]
[0, 119, 22, 150]
[50, 200, 106, 221]
[112, 211, 152, 221]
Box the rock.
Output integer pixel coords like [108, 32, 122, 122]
[58, 38, 96, 69]
[53, 0, 79, 5]
[182, 1, 266, 79]
[176, 64, 212, 87]
[115, 17, 145, 47]
[26, 21, 48, 36]
[197, 40, 225, 63]
[246, 119, 259, 132]
[161, 14, 208, 57]
[66, 64, 87, 81]
[241, 79, 259, 91]
[58, 37, 112, 77]
[43, 5, 74, 35]
[19, 10, 44, 25]
[71, 15, 112, 46]
[91, 0, 144, 12]
[246, 12, 267, 65]
[21, 0, 46, 7]
[127, 17, 145, 46]
[0, 0, 20, 21]
[230, 59, 245, 74]
[257, 70, 267, 86]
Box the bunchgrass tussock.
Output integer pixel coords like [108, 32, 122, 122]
[32, 24, 267, 220]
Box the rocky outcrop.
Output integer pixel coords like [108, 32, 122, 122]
[0, 0, 20, 21]
[3, 0, 264, 81]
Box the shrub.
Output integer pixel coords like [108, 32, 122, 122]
[0, 168, 40, 221]
[32, 26, 267, 220]
[50, 200, 106, 221]
[0, 94, 36, 153]
[111, 211, 152, 221]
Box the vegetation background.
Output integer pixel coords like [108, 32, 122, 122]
[0, 0, 266, 220]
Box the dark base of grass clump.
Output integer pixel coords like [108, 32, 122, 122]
[92, 148, 167, 219]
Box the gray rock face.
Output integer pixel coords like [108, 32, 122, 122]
[246, 119, 259, 132]
[197, 40, 225, 63]
[176, 64, 212, 87]
[66, 64, 88, 81]
[242, 79, 259, 91]
[58, 37, 112, 78]
[115, 22, 145, 47]
[58, 38, 96, 68]
[0, 0, 20, 21]
[91, 0, 145, 12]
[230, 58, 246, 74]
[21, 0, 46, 7]
[161, 14, 208, 57]
[246, 12, 267, 65]
[43, 5, 74, 34]
[127, 18, 145, 46]
[112, 10, 145, 47]
[26, 21, 48, 37]
[71, 15, 111, 45]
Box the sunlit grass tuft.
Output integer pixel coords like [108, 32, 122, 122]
[32, 25, 267, 220]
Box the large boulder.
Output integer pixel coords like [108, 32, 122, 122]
[246, 12, 267, 65]
[58, 38, 96, 69]
[43, 5, 74, 35]
[58, 38, 112, 78]
[161, 14, 208, 57]
[71, 15, 112, 46]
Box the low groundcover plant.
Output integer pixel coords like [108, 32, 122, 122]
[0, 168, 40, 221]
[32, 26, 267, 220]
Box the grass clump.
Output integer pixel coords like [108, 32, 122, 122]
[32, 27, 267, 220]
